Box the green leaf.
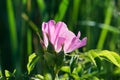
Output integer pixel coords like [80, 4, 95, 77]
[87, 50, 98, 66]
[88, 50, 102, 70]
[60, 66, 71, 73]
[27, 53, 39, 74]
[83, 50, 120, 70]
[44, 73, 52, 80]
[98, 50, 120, 67]
[110, 51, 120, 64]
[5, 70, 12, 77]
[85, 50, 120, 67]
[72, 64, 82, 74]
[71, 73, 80, 80]
[35, 74, 44, 80]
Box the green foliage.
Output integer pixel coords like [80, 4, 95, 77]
[34, 74, 44, 80]
[98, 50, 120, 67]
[5, 70, 13, 78]
[79, 50, 120, 80]
[0, 50, 120, 79]
[43, 52, 56, 66]
[27, 53, 39, 74]
[61, 66, 71, 73]
[28, 50, 120, 79]
[56, 50, 120, 80]
[86, 50, 120, 67]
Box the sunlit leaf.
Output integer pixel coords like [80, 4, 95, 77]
[110, 51, 120, 64]
[27, 53, 39, 74]
[87, 50, 98, 66]
[98, 50, 120, 67]
[60, 66, 71, 73]
[5, 70, 12, 77]
[88, 50, 103, 70]
[44, 73, 52, 80]
[71, 73, 79, 80]
[84, 50, 120, 68]
[35, 74, 44, 80]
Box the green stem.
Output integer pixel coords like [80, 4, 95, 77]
[27, 0, 32, 56]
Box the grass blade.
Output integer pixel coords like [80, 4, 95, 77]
[27, 0, 32, 55]
[54, 0, 69, 21]
[7, 0, 18, 53]
[69, 0, 81, 30]
[97, 1, 113, 49]
[6, 0, 22, 78]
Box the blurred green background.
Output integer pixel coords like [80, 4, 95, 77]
[0, 0, 120, 79]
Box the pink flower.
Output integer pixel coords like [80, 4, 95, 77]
[42, 20, 87, 53]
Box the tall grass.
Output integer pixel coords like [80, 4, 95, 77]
[97, 1, 113, 49]
[6, 0, 20, 77]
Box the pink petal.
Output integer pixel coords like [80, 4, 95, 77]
[53, 22, 68, 45]
[42, 22, 49, 47]
[77, 31, 81, 38]
[55, 37, 65, 53]
[63, 31, 76, 53]
[64, 37, 78, 53]
[41, 20, 87, 53]
[80, 37, 87, 47]
[48, 20, 56, 44]
[42, 22, 48, 33]
[64, 32, 87, 53]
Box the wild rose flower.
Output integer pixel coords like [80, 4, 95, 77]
[42, 20, 87, 53]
